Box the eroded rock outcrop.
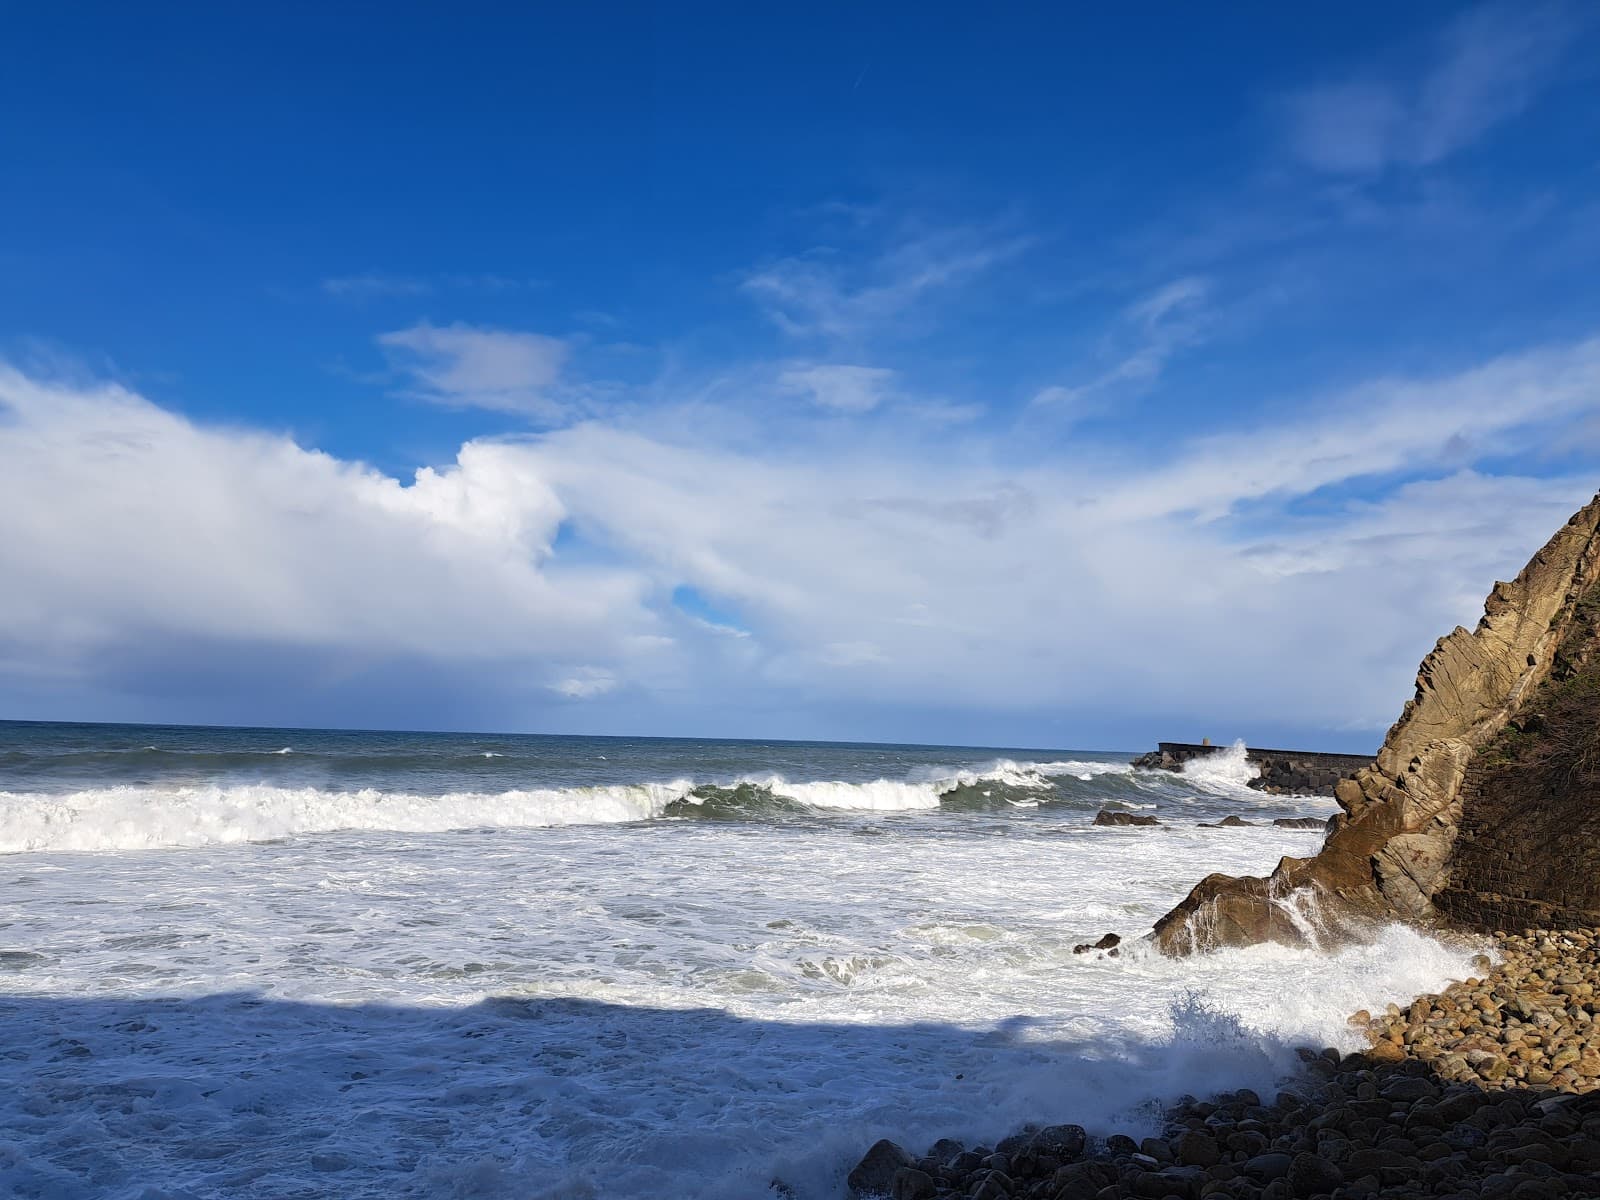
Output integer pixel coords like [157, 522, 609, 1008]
[1153, 492, 1600, 953]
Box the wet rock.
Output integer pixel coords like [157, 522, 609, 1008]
[888, 1166, 935, 1200]
[1287, 1152, 1342, 1196]
[1174, 1129, 1219, 1167]
[968, 1170, 1011, 1199]
[994, 1128, 1035, 1157]
[848, 1139, 914, 1196]
[1137, 1137, 1172, 1164]
[1379, 1076, 1436, 1103]
[1073, 934, 1121, 955]
[949, 1150, 984, 1174]
[861, 929, 1600, 1200]
[1242, 1152, 1293, 1183]
[1031, 1123, 1087, 1160]
[1093, 810, 1160, 827]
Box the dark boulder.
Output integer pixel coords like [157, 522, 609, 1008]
[1093, 810, 1160, 827]
[1030, 1123, 1087, 1160]
[847, 1139, 913, 1196]
[888, 1166, 935, 1200]
[1072, 933, 1121, 954]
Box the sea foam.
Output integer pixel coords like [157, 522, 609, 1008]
[0, 780, 696, 852]
[0, 759, 1135, 852]
[0, 813, 1482, 1200]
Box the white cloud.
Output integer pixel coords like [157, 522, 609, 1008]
[1, 337, 1598, 738]
[1284, 1, 1582, 173]
[743, 226, 1027, 339]
[378, 321, 570, 417]
[551, 668, 617, 699]
[0, 367, 655, 710]
[1102, 336, 1600, 521]
[777, 363, 896, 413]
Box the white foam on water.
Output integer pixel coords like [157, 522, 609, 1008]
[0, 757, 1141, 853]
[756, 775, 947, 811]
[1177, 739, 1258, 792]
[760, 758, 1135, 812]
[0, 813, 1486, 1199]
[0, 780, 698, 852]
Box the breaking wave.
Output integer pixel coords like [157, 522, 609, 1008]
[0, 781, 698, 853]
[0, 759, 1144, 852]
[1177, 740, 1260, 796]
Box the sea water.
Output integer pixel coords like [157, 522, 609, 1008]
[0, 722, 1483, 1199]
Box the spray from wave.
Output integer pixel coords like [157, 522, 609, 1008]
[1177, 740, 1259, 796]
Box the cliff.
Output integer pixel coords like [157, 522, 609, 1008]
[1153, 492, 1600, 953]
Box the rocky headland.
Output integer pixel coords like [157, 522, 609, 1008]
[849, 495, 1600, 1198]
[1153, 493, 1600, 955]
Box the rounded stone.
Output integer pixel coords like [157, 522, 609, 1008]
[1288, 1151, 1343, 1197]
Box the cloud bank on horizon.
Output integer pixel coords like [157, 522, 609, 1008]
[0, 1, 1597, 749]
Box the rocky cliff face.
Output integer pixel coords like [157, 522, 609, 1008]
[1153, 493, 1600, 954]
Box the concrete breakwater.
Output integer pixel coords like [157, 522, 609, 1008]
[1131, 742, 1375, 796]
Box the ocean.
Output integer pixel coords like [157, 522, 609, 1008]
[0, 721, 1482, 1199]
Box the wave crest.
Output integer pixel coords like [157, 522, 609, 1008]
[0, 780, 697, 853]
[0, 758, 1146, 852]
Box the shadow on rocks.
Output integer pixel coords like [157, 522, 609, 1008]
[849, 1048, 1600, 1200]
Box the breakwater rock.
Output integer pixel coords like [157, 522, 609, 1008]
[1153, 493, 1600, 954]
[849, 929, 1600, 1200]
[1131, 744, 1374, 796]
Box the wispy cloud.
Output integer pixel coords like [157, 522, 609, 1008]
[322, 273, 432, 300]
[777, 363, 896, 413]
[377, 321, 569, 417]
[322, 273, 541, 302]
[1099, 335, 1600, 521]
[1283, 1, 1584, 174]
[1032, 276, 1210, 419]
[742, 224, 1029, 339]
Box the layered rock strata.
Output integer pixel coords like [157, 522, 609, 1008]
[1153, 495, 1600, 954]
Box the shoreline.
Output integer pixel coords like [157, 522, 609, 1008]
[849, 928, 1600, 1199]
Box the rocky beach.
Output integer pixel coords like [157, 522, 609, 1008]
[850, 928, 1600, 1199]
[847, 496, 1600, 1198]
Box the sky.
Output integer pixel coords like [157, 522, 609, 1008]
[2, 2, 1599, 751]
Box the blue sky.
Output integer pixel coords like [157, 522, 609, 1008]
[2, 2, 1599, 749]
